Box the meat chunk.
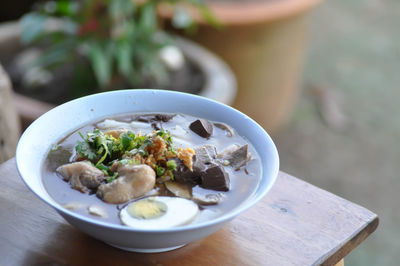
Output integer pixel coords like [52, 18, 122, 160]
[97, 164, 155, 204]
[194, 144, 217, 164]
[173, 144, 230, 191]
[189, 119, 213, 138]
[136, 114, 175, 123]
[219, 144, 250, 170]
[57, 161, 106, 193]
[173, 158, 202, 186]
[200, 164, 230, 191]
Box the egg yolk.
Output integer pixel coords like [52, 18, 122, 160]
[127, 199, 167, 219]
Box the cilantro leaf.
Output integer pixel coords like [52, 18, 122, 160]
[75, 141, 98, 161]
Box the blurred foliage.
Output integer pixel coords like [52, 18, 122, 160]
[20, 0, 217, 91]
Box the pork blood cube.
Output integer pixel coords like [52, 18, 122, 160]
[200, 164, 230, 191]
[189, 119, 213, 138]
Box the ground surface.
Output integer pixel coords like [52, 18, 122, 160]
[273, 0, 399, 265]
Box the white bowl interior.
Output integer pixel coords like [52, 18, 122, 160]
[16, 89, 279, 234]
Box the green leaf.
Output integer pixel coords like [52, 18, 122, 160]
[75, 141, 98, 161]
[120, 132, 133, 150]
[108, 0, 135, 19]
[20, 13, 47, 44]
[35, 38, 77, 68]
[116, 41, 133, 78]
[139, 3, 156, 31]
[198, 6, 222, 29]
[86, 41, 112, 89]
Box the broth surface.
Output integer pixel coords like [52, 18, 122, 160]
[43, 113, 262, 225]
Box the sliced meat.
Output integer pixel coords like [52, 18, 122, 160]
[189, 119, 213, 138]
[135, 114, 175, 130]
[218, 144, 250, 170]
[136, 114, 175, 123]
[194, 144, 217, 164]
[200, 164, 230, 191]
[97, 164, 155, 204]
[57, 161, 106, 193]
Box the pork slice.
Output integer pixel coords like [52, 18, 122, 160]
[194, 144, 217, 164]
[218, 144, 250, 170]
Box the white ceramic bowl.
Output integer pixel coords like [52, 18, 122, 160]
[16, 89, 279, 253]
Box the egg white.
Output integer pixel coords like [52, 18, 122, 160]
[120, 196, 199, 229]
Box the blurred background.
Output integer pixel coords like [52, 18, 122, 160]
[0, 0, 397, 265]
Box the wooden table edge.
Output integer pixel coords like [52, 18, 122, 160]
[1, 158, 379, 265]
[322, 215, 379, 265]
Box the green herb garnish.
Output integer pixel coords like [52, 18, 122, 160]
[155, 165, 165, 176]
[166, 160, 177, 171]
[107, 172, 118, 183]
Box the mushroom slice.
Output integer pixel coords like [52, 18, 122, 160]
[57, 161, 106, 193]
[192, 194, 220, 206]
[164, 181, 192, 199]
[214, 122, 234, 137]
[97, 164, 156, 204]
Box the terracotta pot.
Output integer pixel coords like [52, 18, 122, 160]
[0, 21, 236, 130]
[169, 0, 321, 132]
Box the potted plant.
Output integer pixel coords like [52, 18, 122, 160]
[0, 0, 236, 129]
[162, 0, 322, 132]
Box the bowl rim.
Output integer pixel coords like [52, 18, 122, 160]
[16, 89, 279, 233]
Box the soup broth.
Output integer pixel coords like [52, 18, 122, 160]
[43, 113, 262, 226]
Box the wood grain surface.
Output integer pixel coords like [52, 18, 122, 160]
[0, 158, 378, 266]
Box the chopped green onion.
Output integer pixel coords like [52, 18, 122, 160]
[155, 165, 165, 176]
[107, 172, 118, 183]
[166, 160, 177, 171]
[119, 158, 133, 165]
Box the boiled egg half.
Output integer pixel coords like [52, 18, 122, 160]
[120, 196, 199, 229]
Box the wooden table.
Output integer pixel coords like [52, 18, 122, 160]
[0, 158, 378, 266]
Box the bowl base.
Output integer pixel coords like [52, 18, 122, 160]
[108, 243, 186, 253]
